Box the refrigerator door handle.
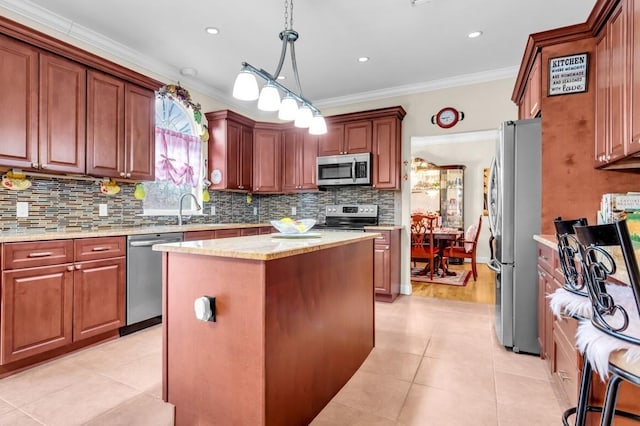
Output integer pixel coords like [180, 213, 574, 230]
[487, 157, 499, 236]
[487, 259, 501, 273]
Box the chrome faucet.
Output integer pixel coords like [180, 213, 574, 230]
[178, 193, 202, 226]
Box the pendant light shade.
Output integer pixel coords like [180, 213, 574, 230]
[232, 69, 259, 101]
[294, 104, 313, 128]
[309, 113, 327, 135]
[231, 0, 325, 134]
[257, 83, 281, 111]
[278, 94, 299, 121]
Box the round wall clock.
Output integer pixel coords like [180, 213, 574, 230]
[431, 107, 464, 129]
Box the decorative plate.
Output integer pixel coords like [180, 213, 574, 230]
[1, 174, 31, 191]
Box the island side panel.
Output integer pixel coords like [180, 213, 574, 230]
[163, 253, 267, 426]
[264, 239, 375, 426]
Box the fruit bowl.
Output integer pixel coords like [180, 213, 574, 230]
[270, 218, 316, 234]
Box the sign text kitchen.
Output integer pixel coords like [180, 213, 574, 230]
[548, 53, 588, 96]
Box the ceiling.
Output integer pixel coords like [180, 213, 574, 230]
[1, 0, 596, 118]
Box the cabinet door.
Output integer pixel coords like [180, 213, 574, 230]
[225, 120, 241, 189]
[631, 0, 640, 154]
[372, 117, 399, 190]
[595, 31, 609, 167]
[373, 245, 390, 294]
[239, 125, 254, 190]
[281, 128, 301, 192]
[215, 229, 241, 238]
[317, 123, 344, 156]
[86, 70, 125, 178]
[125, 84, 155, 181]
[183, 230, 216, 241]
[527, 56, 541, 119]
[537, 266, 547, 360]
[0, 34, 38, 169]
[1, 265, 73, 364]
[608, 3, 627, 163]
[300, 132, 319, 190]
[253, 129, 281, 193]
[39, 53, 86, 174]
[344, 120, 372, 154]
[73, 257, 125, 341]
[240, 228, 259, 236]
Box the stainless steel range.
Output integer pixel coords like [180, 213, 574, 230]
[315, 204, 379, 230]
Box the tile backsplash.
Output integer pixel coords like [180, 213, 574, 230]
[0, 178, 396, 232]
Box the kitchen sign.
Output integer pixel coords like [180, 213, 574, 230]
[548, 53, 588, 96]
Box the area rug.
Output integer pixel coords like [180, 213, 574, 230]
[411, 269, 471, 286]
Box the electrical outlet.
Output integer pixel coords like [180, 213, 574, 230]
[211, 205, 216, 216]
[16, 202, 28, 218]
[99, 204, 108, 217]
[253, 207, 258, 216]
[291, 206, 297, 216]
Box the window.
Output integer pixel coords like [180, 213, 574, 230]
[143, 89, 205, 216]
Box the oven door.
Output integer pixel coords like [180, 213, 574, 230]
[317, 153, 371, 186]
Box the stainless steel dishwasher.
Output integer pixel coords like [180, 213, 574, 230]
[125, 232, 183, 333]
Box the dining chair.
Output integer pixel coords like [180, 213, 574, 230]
[410, 215, 440, 279]
[573, 220, 640, 425]
[445, 215, 482, 280]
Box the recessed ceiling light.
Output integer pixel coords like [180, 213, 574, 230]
[358, 57, 370, 63]
[467, 31, 483, 39]
[180, 67, 198, 77]
[411, 0, 432, 6]
[205, 27, 220, 35]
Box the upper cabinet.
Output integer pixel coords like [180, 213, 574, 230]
[372, 115, 402, 190]
[317, 121, 372, 156]
[282, 128, 318, 192]
[253, 125, 282, 193]
[519, 53, 541, 119]
[86, 71, 155, 180]
[0, 18, 163, 178]
[206, 110, 254, 191]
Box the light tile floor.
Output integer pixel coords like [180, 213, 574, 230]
[0, 296, 566, 425]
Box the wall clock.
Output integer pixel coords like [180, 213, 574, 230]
[431, 107, 464, 129]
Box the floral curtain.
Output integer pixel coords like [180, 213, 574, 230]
[155, 127, 202, 187]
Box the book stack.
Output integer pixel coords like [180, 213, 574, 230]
[599, 193, 640, 224]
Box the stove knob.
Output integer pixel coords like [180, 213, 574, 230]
[359, 208, 364, 212]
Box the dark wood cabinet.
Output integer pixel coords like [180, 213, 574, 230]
[215, 228, 241, 238]
[253, 127, 281, 193]
[0, 237, 125, 366]
[317, 121, 371, 156]
[183, 230, 216, 241]
[86, 73, 154, 180]
[372, 117, 401, 190]
[282, 128, 318, 192]
[1, 264, 73, 364]
[38, 53, 86, 174]
[519, 53, 541, 119]
[367, 229, 400, 302]
[0, 34, 38, 169]
[206, 110, 254, 191]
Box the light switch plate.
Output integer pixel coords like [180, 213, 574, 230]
[99, 204, 108, 217]
[16, 202, 28, 218]
[291, 206, 297, 216]
[211, 205, 216, 216]
[253, 207, 258, 216]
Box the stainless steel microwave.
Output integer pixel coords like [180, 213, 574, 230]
[316, 153, 372, 186]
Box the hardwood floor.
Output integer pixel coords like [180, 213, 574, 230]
[411, 262, 495, 304]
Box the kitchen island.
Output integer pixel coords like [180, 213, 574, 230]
[154, 231, 378, 426]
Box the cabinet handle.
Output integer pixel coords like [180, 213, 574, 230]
[120, 172, 126, 177]
[40, 164, 47, 169]
[28, 251, 53, 258]
[126, 172, 132, 178]
[529, 102, 538, 115]
[541, 255, 548, 261]
[31, 162, 39, 169]
[67, 265, 74, 272]
[75, 264, 81, 270]
[558, 370, 569, 381]
[91, 247, 110, 252]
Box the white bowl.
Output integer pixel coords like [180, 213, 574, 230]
[270, 218, 316, 234]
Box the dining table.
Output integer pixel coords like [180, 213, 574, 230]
[411, 224, 463, 277]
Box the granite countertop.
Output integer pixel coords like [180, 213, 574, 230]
[0, 223, 271, 243]
[153, 231, 380, 261]
[533, 234, 556, 249]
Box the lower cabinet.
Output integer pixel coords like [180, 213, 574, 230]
[367, 229, 400, 302]
[0, 237, 125, 366]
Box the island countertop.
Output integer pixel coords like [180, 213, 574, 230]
[153, 231, 379, 261]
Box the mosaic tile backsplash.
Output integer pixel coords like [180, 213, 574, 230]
[0, 178, 396, 232]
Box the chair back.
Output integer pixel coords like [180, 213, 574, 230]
[574, 220, 640, 346]
[464, 215, 482, 253]
[554, 217, 588, 296]
[410, 215, 437, 259]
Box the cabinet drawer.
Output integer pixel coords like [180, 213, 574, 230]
[537, 243, 554, 273]
[74, 236, 125, 262]
[3, 240, 74, 270]
[215, 229, 241, 239]
[240, 228, 259, 236]
[259, 226, 275, 234]
[183, 231, 216, 241]
[553, 331, 579, 407]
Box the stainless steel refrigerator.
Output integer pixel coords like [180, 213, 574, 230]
[487, 118, 541, 355]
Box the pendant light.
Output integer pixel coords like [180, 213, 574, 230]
[232, 0, 327, 135]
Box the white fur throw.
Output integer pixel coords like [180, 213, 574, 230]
[548, 288, 592, 319]
[575, 284, 640, 381]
